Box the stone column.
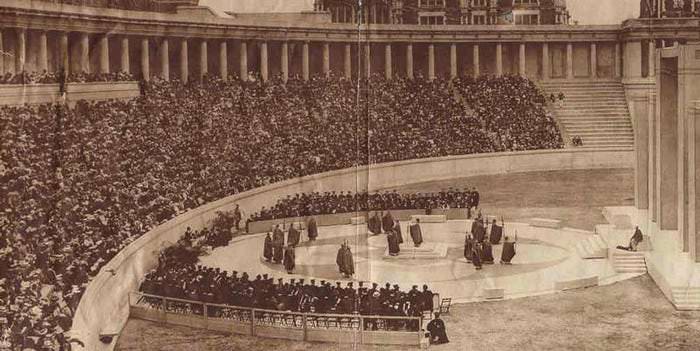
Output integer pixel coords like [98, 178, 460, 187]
[590, 42, 597, 78]
[495, 43, 503, 77]
[99, 35, 110, 74]
[542, 42, 550, 80]
[239, 41, 248, 81]
[302, 41, 310, 81]
[519, 43, 526, 77]
[79, 32, 89, 73]
[450, 43, 457, 79]
[363, 43, 371, 78]
[281, 41, 289, 82]
[159, 38, 169, 80]
[141, 37, 150, 81]
[59, 32, 69, 73]
[120, 36, 129, 74]
[648, 40, 655, 78]
[406, 43, 414, 79]
[566, 42, 574, 79]
[428, 43, 435, 80]
[180, 39, 188, 83]
[15, 29, 26, 73]
[200, 40, 208, 78]
[624, 41, 642, 79]
[614, 42, 621, 78]
[473, 44, 480, 77]
[260, 41, 268, 82]
[38, 31, 48, 73]
[384, 43, 392, 79]
[344, 43, 351, 79]
[323, 42, 330, 77]
[219, 41, 228, 81]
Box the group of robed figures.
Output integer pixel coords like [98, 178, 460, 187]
[464, 215, 517, 270]
[263, 217, 320, 274]
[368, 211, 424, 256]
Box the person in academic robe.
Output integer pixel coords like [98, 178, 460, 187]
[426, 313, 449, 344]
[393, 219, 404, 244]
[368, 212, 382, 235]
[410, 219, 423, 247]
[489, 219, 503, 244]
[272, 225, 285, 263]
[471, 219, 485, 243]
[463, 233, 474, 262]
[287, 223, 301, 247]
[471, 242, 483, 270]
[617, 226, 644, 252]
[500, 236, 517, 264]
[421, 284, 434, 312]
[387, 230, 400, 256]
[307, 217, 318, 241]
[341, 243, 355, 278]
[382, 211, 395, 233]
[283, 246, 295, 274]
[481, 240, 495, 264]
[263, 232, 273, 262]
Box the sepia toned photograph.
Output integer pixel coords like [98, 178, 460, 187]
[1, 0, 699, 350]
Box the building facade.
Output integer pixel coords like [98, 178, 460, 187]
[639, 0, 700, 18]
[314, 0, 570, 25]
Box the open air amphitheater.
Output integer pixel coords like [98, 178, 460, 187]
[1, 0, 700, 350]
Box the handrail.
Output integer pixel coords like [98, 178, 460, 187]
[131, 291, 425, 322]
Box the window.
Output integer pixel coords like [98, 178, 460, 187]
[420, 0, 445, 7]
[420, 15, 445, 25]
[472, 0, 488, 7]
[472, 15, 486, 24]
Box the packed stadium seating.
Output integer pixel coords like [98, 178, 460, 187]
[0, 73, 561, 349]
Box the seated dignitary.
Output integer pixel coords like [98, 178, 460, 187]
[426, 312, 449, 344]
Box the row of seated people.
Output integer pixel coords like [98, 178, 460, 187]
[0, 70, 135, 85]
[1, 73, 559, 349]
[250, 188, 480, 222]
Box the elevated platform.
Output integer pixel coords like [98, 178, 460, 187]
[382, 242, 448, 260]
[529, 218, 562, 229]
[409, 214, 446, 223]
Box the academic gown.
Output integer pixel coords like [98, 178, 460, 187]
[382, 212, 394, 233]
[393, 222, 404, 244]
[501, 242, 516, 263]
[307, 218, 318, 241]
[489, 225, 503, 244]
[273, 228, 285, 263]
[472, 221, 485, 243]
[464, 237, 473, 262]
[481, 241, 494, 264]
[387, 231, 400, 255]
[263, 235, 273, 261]
[410, 224, 423, 246]
[427, 318, 449, 344]
[283, 247, 295, 273]
[368, 214, 382, 235]
[342, 246, 355, 276]
[471, 244, 482, 269]
[287, 227, 300, 247]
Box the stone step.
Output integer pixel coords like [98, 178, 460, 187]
[566, 129, 634, 134]
[557, 111, 630, 115]
[566, 132, 634, 138]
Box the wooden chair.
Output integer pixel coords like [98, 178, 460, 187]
[438, 297, 452, 315]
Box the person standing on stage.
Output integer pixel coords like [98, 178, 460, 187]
[393, 219, 404, 244]
[263, 232, 273, 262]
[287, 223, 300, 247]
[410, 218, 424, 247]
[387, 229, 400, 256]
[336, 242, 355, 278]
[382, 211, 395, 233]
[272, 224, 285, 264]
[283, 245, 296, 274]
[464, 233, 474, 262]
[307, 217, 318, 241]
[501, 235, 517, 264]
[481, 240, 495, 264]
[472, 242, 483, 270]
[427, 313, 449, 344]
[489, 218, 503, 244]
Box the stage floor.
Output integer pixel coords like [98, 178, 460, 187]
[200, 219, 624, 302]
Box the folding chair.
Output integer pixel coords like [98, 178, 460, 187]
[439, 297, 452, 315]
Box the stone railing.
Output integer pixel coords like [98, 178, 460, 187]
[0, 81, 140, 105]
[70, 148, 633, 351]
[129, 292, 423, 346]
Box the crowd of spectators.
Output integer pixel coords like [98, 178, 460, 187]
[251, 188, 480, 221]
[1, 72, 560, 349]
[37, 0, 173, 12]
[140, 229, 435, 327]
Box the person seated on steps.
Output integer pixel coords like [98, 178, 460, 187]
[616, 226, 644, 252]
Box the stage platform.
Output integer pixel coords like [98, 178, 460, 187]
[199, 217, 643, 304]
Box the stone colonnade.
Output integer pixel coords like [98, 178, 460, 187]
[0, 27, 665, 82]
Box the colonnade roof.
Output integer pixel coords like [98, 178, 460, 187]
[1, 0, 699, 43]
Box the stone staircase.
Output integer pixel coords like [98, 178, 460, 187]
[611, 250, 647, 273]
[672, 287, 700, 310]
[539, 80, 634, 149]
[575, 235, 608, 259]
